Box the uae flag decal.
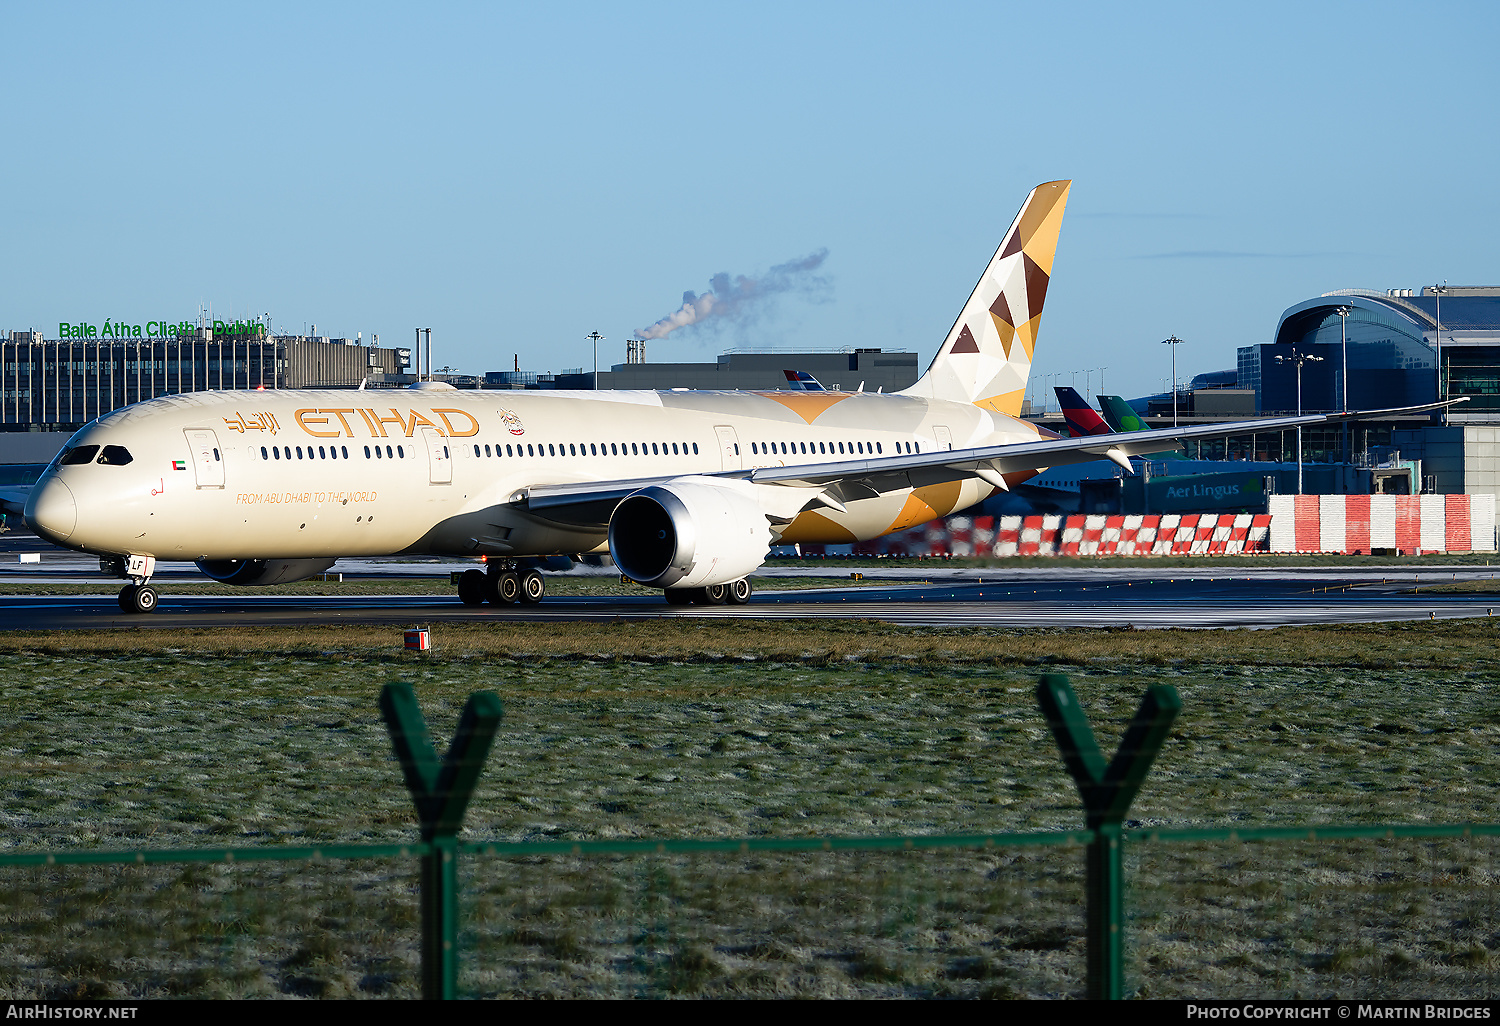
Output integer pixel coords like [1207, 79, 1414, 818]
[173, 460, 187, 470]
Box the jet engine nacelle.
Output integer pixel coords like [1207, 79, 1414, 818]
[608, 478, 772, 589]
[195, 558, 338, 586]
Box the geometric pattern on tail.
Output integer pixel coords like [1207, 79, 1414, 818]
[903, 180, 1071, 418]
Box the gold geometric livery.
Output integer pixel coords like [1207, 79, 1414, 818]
[900, 180, 1071, 418]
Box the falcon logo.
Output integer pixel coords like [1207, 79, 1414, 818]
[500, 409, 525, 436]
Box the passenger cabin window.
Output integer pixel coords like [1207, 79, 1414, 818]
[60, 445, 100, 466]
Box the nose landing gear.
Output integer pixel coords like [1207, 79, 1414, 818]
[106, 555, 160, 614]
[118, 583, 159, 614]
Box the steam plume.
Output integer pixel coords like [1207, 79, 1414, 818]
[634, 249, 830, 341]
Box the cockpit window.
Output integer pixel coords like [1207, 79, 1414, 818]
[59, 445, 100, 466]
[97, 445, 134, 466]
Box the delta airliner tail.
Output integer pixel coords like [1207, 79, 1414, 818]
[1055, 386, 1111, 438]
[782, 370, 827, 392]
[901, 180, 1071, 416]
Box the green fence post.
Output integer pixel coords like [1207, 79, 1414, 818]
[380, 683, 504, 1000]
[1036, 673, 1180, 999]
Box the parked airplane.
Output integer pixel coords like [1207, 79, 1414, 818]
[782, 370, 827, 392]
[1097, 393, 1182, 461]
[1055, 386, 1111, 438]
[1098, 394, 1149, 433]
[22, 180, 1450, 613]
[1059, 385, 1184, 461]
[999, 386, 1130, 507]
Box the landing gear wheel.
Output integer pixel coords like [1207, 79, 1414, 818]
[457, 569, 486, 606]
[519, 569, 546, 604]
[664, 588, 694, 606]
[118, 584, 158, 614]
[701, 583, 729, 605]
[486, 570, 521, 605]
[727, 578, 752, 604]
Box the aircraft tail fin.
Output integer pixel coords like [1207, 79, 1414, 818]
[1055, 386, 1111, 437]
[782, 370, 827, 392]
[1097, 393, 1184, 460]
[1097, 394, 1147, 433]
[901, 180, 1072, 416]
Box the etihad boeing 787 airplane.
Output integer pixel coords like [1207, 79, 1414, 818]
[18, 181, 1447, 612]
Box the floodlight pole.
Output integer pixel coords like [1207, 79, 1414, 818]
[585, 331, 605, 389]
[1276, 350, 1323, 494]
[1431, 284, 1447, 427]
[1161, 336, 1184, 427]
[1336, 306, 1351, 467]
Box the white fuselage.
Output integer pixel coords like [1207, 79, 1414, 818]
[27, 386, 1044, 562]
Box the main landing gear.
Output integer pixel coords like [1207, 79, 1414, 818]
[664, 578, 752, 606]
[456, 562, 546, 607]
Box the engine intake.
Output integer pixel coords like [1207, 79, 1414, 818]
[196, 558, 338, 586]
[608, 479, 771, 589]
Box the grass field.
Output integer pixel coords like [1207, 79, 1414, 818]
[2, 618, 1497, 998]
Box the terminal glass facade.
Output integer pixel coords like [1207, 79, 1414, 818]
[1264, 305, 1435, 413]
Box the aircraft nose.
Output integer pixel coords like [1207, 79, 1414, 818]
[25, 478, 77, 543]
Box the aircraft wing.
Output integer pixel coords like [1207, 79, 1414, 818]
[518, 401, 1460, 529]
[0, 486, 31, 516]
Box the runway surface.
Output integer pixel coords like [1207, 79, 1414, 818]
[3, 566, 1498, 630]
[5, 527, 1499, 629]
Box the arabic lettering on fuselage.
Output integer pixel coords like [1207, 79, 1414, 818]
[221, 411, 281, 436]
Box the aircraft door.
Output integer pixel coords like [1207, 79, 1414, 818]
[420, 427, 452, 484]
[184, 429, 224, 488]
[714, 425, 742, 470]
[933, 425, 953, 451]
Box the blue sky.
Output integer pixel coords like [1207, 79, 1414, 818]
[3, 1, 1496, 402]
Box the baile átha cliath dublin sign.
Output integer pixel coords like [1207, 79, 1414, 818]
[55, 319, 269, 340]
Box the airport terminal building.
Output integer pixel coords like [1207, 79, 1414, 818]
[1, 327, 413, 462]
[1239, 286, 1500, 418]
[479, 348, 920, 393]
[1237, 286, 1500, 501]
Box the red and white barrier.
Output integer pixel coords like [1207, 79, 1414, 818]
[1267, 494, 1497, 553]
[848, 513, 1272, 557]
[820, 493, 1496, 558]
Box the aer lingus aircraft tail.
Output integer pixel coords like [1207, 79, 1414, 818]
[1098, 393, 1183, 460]
[1097, 394, 1146, 433]
[901, 180, 1071, 416]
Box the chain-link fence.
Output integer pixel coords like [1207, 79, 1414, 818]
[2, 678, 1496, 999]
